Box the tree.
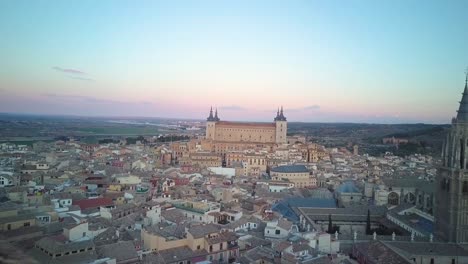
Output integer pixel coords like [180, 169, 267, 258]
[328, 214, 333, 234]
[366, 209, 371, 235]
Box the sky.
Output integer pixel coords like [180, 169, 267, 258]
[0, 0, 467, 123]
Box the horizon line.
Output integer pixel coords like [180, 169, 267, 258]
[0, 111, 451, 126]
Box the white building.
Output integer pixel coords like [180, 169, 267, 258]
[0, 173, 14, 187]
[264, 218, 298, 239]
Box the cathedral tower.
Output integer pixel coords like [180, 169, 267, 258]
[435, 72, 468, 243]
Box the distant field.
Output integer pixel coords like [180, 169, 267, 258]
[70, 126, 159, 135]
[0, 140, 54, 146]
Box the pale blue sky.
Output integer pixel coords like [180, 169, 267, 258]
[0, 0, 467, 123]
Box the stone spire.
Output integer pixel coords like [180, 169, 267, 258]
[207, 106, 215, 121]
[214, 108, 220, 121]
[274, 107, 280, 121]
[456, 71, 468, 123]
[276, 106, 287, 121]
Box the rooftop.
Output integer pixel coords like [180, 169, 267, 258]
[96, 241, 138, 262]
[188, 223, 221, 238]
[384, 241, 468, 257]
[271, 165, 309, 173]
[216, 121, 276, 128]
[336, 181, 361, 194]
[73, 198, 113, 210]
[353, 241, 411, 264]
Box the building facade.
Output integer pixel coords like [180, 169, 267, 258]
[205, 107, 287, 150]
[270, 165, 314, 188]
[435, 75, 468, 243]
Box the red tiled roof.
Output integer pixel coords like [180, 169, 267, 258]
[73, 197, 113, 210]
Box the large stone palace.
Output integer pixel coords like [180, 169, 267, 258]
[166, 106, 326, 178]
[205, 107, 287, 153]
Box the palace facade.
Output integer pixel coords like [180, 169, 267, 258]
[205, 107, 287, 154]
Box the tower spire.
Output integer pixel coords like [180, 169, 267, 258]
[214, 108, 220, 121]
[207, 106, 215, 121]
[457, 69, 468, 123]
[275, 105, 286, 121]
[274, 107, 280, 121]
[465, 67, 468, 89]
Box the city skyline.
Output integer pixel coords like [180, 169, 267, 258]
[1, 0, 468, 123]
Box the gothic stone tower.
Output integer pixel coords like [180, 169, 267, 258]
[435, 75, 468, 243]
[274, 106, 287, 144]
[205, 107, 217, 140]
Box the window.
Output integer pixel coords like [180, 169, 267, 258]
[209, 245, 213, 252]
[430, 258, 434, 264]
[83, 232, 86, 237]
[55, 254, 61, 257]
[72, 250, 77, 254]
[197, 245, 201, 250]
[80, 249, 85, 252]
[275, 230, 280, 235]
[24, 222, 30, 227]
[65, 252, 70, 255]
[464, 181, 468, 194]
[220, 243, 223, 250]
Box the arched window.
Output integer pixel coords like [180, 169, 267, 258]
[388, 192, 399, 206]
[463, 181, 468, 195]
[404, 192, 416, 203]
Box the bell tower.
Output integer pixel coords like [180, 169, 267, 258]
[435, 70, 468, 243]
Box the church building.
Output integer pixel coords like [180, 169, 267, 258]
[435, 73, 468, 243]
